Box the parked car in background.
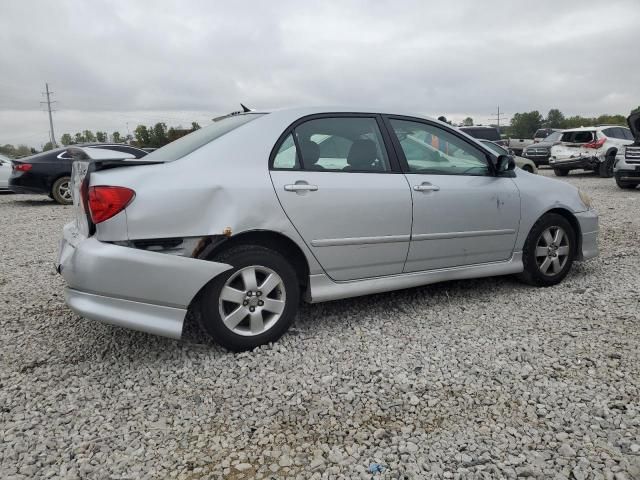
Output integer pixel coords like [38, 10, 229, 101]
[56, 107, 598, 351]
[9, 144, 147, 204]
[480, 140, 537, 173]
[459, 125, 507, 147]
[505, 137, 534, 156]
[522, 130, 563, 166]
[614, 112, 640, 189]
[534, 128, 561, 143]
[0, 154, 12, 191]
[549, 126, 634, 177]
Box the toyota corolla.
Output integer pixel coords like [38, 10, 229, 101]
[57, 107, 599, 351]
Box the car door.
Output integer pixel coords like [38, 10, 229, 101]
[384, 117, 521, 272]
[0, 158, 11, 188]
[269, 115, 412, 281]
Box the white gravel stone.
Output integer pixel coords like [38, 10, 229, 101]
[1, 171, 639, 478]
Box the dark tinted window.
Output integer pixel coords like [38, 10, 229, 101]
[561, 131, 594, 143]
[460, 127, 501, 141]
[93, 145, 148, 158]
[293, 117, 390, 172]
[621, 128, 634, 140]
[602, 128, 617, 138]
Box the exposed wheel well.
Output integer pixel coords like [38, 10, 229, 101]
[49, 172, 71, 195]
[206, 230, 310, 290]
[542, 208, 583, 259]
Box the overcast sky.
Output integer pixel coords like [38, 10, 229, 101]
[1, 0, 638, 148]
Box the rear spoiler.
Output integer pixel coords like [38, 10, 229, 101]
[66, 146, 163, 171]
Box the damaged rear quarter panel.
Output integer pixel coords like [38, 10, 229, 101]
[90, 113, 323, 274]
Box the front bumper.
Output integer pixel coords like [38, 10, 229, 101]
[575, 210, 599, 261]
[522, 153, 550, 165]
[57, 222, 232, 339]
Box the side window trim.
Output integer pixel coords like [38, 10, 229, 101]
[269, 113, 402, 173]
[381, 114, 496, 176]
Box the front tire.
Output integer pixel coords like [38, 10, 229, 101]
[51, 176, 73, 205]
[615, 177, 638, 189]
[553, 168, 569, 177]
[522, 165, 533, 173]
[199, 245, 299, 351]
[517, 213, 576, 287]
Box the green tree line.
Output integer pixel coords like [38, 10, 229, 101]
[507, 106, 640, 139]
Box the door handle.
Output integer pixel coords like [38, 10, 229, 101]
[284, 183, 318, 192]
[413, 183, 440, 192]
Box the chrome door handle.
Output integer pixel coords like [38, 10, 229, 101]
[284, 184, 318, 192]
[413, 183, 440, 192]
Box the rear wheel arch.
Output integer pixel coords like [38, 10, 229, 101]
[205, 230, 310, 291]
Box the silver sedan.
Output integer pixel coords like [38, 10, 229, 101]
[57, 107, 599, 350]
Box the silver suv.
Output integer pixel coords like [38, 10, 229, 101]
[613, 113, 640, 189]
[57, 107, 599, 350]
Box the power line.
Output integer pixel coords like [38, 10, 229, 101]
[40, 83, 57, 146]
[489, 105, 508, 129]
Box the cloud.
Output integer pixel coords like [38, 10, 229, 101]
[1, 0, 638, 147]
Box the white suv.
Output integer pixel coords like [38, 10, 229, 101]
[613, 113, 640, 189]
[549, 125, 634, 177]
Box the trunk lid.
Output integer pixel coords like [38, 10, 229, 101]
[627, 112, 640, 144]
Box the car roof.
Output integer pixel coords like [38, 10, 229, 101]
[252, 106, 445, 123]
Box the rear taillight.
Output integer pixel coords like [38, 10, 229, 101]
[584, 137, 606, 149]
[88, 186, 135, 224]
[13, 163, 32, 172]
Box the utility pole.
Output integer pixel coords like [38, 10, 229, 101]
[489, 105, 507, 129]
[41, 83, 57, 147]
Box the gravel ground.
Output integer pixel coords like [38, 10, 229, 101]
[1, 169, 639, 480]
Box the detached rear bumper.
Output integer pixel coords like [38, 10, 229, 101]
[575, 210, 599, 261]
[57, 222, 232, 338]
[549, 156, 598, 170]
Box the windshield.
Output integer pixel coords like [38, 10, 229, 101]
[543, 131, 562, 143]
[143, 113, 264, 162]
[481, 140, 507, 156]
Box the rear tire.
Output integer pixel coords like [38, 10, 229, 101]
[51, 176, 73, 205]
[553, 168, 569, 177]
[522, 165, 533, 173]
[517, 213, 576, 287]
[615, 177, 638, 189]
[598, 155, 615, 178]
[198, 245, 299, 351]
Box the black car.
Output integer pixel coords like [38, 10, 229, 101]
[459, 125, 507, 147]
[9, 144, 147, 204]
[522, 131, 563, 166]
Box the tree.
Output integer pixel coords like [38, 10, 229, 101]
[463, 117, 473, 126]
[60, 133, 73, 146]
[510, 111, 543, 138]
[545, 109, 565, 128]
[43, 142, 54, 151]
[96, 131, 107, 142]
[83, 130, 96, 143]
[150, 122, 168, 147]
[134, 125, 151, 146]
[111, 131, 122, 143]
[191, 121, 201, 131]
[74, 132, 85, 144]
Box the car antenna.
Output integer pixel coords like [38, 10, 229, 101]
[240, 103, 252, 113]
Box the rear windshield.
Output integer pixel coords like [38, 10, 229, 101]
[460, 127, 501, 141]
[542, 131, 562, 143]
[143, 113, 264, 162]
[561, 131, 595, 143]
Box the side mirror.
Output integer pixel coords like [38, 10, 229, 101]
[494, 154, 516, 173]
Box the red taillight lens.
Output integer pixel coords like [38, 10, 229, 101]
[88, 186, 135, 224]
[13, 163, 32, 172]
[584, 137, 606, 149]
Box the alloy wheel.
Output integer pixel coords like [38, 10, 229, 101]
[58, 181, 72, 202]
[218, 265, 286, 336]
[535, 226, 570, 276]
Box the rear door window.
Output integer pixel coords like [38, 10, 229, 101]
[292, 117, 391, 172]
